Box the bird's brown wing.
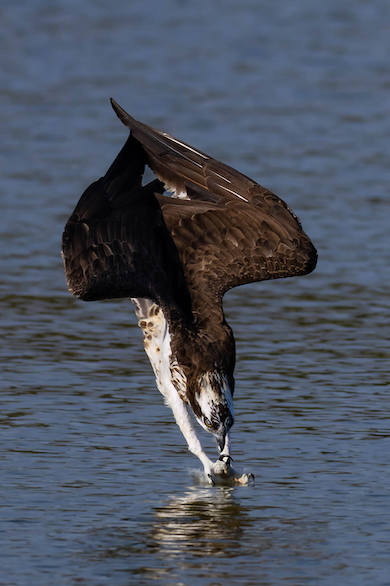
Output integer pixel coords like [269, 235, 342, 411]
[62, 134, 193, 317]
[110, 100, 317, 323]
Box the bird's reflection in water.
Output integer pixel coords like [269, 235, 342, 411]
[85, 487, 329, 584]
[85, 486, 258, 586]
[150, 487, 250, 558]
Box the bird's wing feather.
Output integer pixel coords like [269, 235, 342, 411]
[63, 101, 317, 327]
[62, 134, 192, 317]
[158, 195, 316, 323]
[111, 99, 255, 204]
[110, 100, 317, 320]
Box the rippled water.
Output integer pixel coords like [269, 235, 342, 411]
[1, 0, 390, 584]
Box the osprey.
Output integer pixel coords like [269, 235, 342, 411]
[62, 99, 317, 485]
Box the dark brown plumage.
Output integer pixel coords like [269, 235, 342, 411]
[62, 100, 317, 481]
[63, 99, 316, 311]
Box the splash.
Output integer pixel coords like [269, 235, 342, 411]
[189, 468, 255, 486]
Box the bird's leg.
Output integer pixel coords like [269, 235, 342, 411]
[168, 399, 253, 485]
[166, 395, 241, 484]
[167, 392, 214, 475]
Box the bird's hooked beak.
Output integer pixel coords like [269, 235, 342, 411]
[217, 432, 226, 452]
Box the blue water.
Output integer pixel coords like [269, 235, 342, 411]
[1, 1, 390, 584]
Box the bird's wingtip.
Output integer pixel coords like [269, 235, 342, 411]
[110, 98, 138, 130]
[110, 97, 124, 118]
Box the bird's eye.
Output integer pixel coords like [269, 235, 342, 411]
[204, 417, 213, 428]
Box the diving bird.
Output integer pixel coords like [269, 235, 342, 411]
[62, 99, 317, 485]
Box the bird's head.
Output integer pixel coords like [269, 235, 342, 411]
[190, 370, 235, 451]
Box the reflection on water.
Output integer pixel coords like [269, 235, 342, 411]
[151, 489, 247, 558]
[82, 486, 341, 585]
[2, 0, 390, 584]
[82, 489, 251, 585]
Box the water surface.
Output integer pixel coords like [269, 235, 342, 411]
[1, 1, 390, 584]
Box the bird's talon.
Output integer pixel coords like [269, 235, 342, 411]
[207, 474, 215, 485]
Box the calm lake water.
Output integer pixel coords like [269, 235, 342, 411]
[1, 0, 390, 584]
